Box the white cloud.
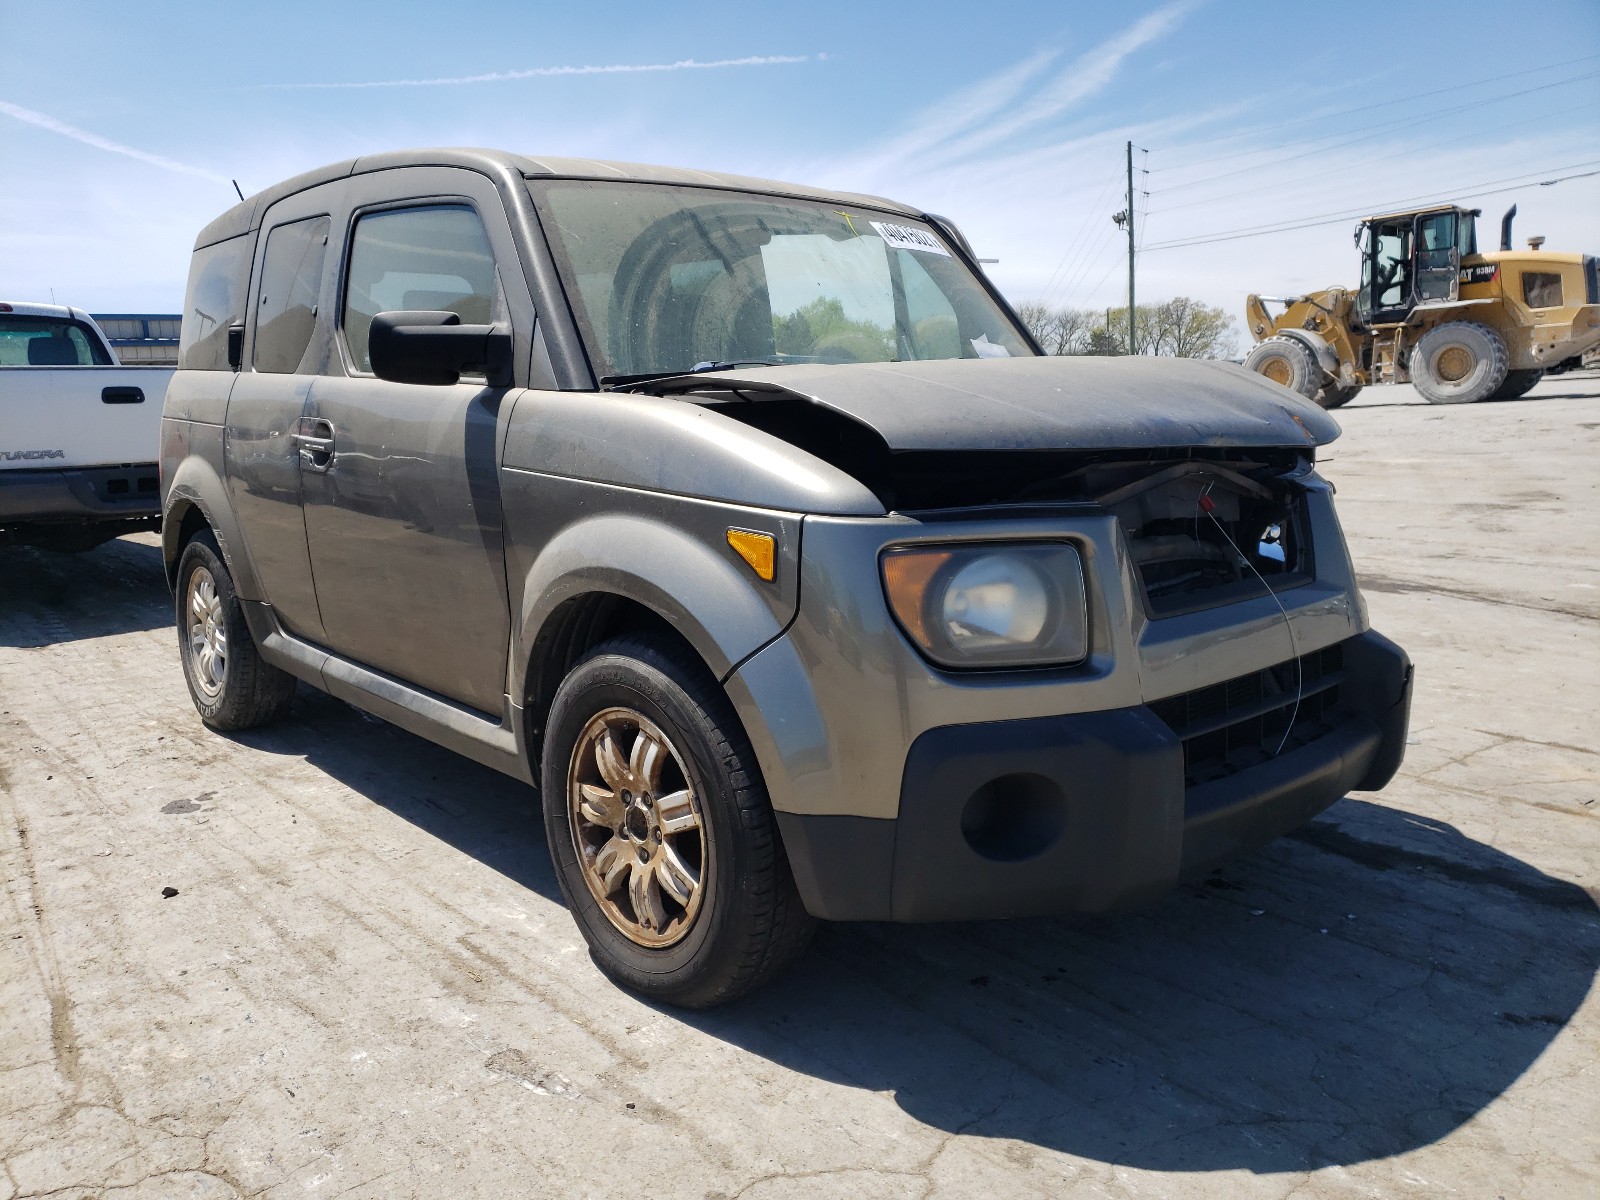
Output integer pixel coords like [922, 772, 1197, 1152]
[0, 100, 231, 184]
[255, 54, 814, 90]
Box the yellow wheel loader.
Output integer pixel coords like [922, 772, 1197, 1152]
[1245, 205, 1600, 407]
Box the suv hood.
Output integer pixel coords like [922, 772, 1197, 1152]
[633, 356, 1339, 452]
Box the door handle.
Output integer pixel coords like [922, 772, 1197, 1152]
[292, 418, 336, 472]
[102, 386, 144, 404]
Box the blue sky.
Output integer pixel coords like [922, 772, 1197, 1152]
[3, 0, 1597, 327]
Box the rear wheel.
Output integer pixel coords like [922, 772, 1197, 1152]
[175, 531, 296, 730]
[541, 636, 814, 1008]
[1487, 368, 1543, 401]
[1411, 322, 1509, 404]
[1313, 381, 1364, 409]
[1244, 337, 1321, 401]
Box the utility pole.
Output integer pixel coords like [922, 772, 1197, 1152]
[1111, 141, 1136, 355]
[1125, 140, 1136, 355]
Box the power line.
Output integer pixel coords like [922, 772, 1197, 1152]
[1151, 71, 1600, 195]
[1147, 111, 1576, 216]
[1043, 169, 1126, 308]
[1143, 164, 1600, 251]
[1053, 228, 1120, 308]
[1149, 52, 1600, 167]
[1036, 168, 1122, 304]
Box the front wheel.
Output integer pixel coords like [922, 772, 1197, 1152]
[541, 636, 813, 1008]
[175, 531, 296, 730]
[1244, 337, 1322, 401]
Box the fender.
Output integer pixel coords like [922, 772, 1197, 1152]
[511, 512, 797, 704]
[1275, 328, 1342, 382]
[159, 420, 265, 601]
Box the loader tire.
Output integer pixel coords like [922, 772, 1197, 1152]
[1244, 337, 1321, 401]
[1487, 368, 1543, 401]
[1314, 382, 1363, 409]
[1411, 322, 1509, 404]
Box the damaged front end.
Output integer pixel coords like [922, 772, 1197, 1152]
[672, 383, 1321, 623]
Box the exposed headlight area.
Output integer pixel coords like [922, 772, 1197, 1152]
[881, 543, 1088, 669]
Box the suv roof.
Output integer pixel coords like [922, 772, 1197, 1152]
[195, 147, 918, 249]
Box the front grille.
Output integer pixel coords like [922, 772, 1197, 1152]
[1148, 642, 1346, 788]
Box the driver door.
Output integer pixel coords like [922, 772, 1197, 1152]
[1414, 211, 1460, 305]
[300, 169, 526, 716]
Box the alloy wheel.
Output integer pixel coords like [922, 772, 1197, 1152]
[566, 707, 706, 947]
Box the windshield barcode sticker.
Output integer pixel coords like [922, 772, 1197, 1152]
[870, 221, 951, 257]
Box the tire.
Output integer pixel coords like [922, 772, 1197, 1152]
[1244, 337, 1322, 401]
[1313, 381, 1364, 409]
[1487, 368, 1543, 401]
[1411, 321, 1509, 404]
[175, 530, 296, 730]
[541, 635, 814, 1008]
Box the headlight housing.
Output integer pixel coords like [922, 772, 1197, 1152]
[880, 542, 1088, 669]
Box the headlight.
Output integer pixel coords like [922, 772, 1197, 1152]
[881, 542, 1088, 668]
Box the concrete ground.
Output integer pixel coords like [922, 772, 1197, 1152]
[2, 373, 1597, 1200]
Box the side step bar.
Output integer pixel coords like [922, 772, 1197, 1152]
[240, 600, 532, 785]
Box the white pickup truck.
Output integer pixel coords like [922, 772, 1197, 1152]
[1, 301, 172, 551]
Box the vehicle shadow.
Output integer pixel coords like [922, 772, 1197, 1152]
[231, 688, 563, 904]
[0, 535, 172, 647]
[1348, 388, 1598, 410]
[680, 799, 1598, 1173]
[229, 692, 1598, 1174]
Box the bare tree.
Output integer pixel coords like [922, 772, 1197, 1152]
[1018, 297, 1237, 359]
[1149, 297, 1238, 359]
[1015, 302, 1095, 355]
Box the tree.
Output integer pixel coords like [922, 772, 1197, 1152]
[1016, 302, 1092, 355]
[1016, 297, 1237, 359]
[1148, 297, 1238, 359]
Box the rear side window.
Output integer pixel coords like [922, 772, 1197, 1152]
[179, 236, 252, 370]
[254, 215, 331, 374]
[1522, 272, 1563, 309]
[341, 205, 500, 373]
[0, 315, 112, 366]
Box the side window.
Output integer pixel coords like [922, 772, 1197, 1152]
[1522, 272, 1563, 309]
[341, 205, 500, 373]
[178, 235, 252, 370]
[254, 215, 331, 374]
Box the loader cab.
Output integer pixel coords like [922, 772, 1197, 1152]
[1356, 207, 1478, 325]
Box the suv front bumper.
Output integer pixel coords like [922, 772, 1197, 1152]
[774, 629, 1411, 922]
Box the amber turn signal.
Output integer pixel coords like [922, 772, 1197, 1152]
[727, 529, 776, 581]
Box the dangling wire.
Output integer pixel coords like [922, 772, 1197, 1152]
[1197, 481, 1303, 756]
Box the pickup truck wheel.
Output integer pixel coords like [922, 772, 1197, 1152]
[1411, 321, 1509, 404]
[541, 636, 814, 1007]
[175, 532, 296, 730]
[1244, 337, 1321, 401]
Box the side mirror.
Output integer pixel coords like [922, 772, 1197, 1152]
[227, 323, 245, 371]
[368, 310, 513, 387]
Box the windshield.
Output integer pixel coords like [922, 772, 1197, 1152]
[528, 180, 1033, 380]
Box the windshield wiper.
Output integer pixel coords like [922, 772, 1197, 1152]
[599, 360, 784, 388]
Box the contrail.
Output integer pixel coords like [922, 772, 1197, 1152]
[0, 99, 230, 183]
[258, 54, 815, 90]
